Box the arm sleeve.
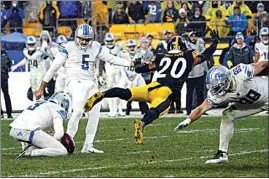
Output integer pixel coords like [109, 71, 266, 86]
[43, 52, 67, 83]
[97, 47, 131, 67]
[198, 40, 218, 63]
[14, 58, 27, 68]
[52, 117, 64, 140]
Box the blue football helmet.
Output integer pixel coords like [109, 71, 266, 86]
[104, 33, 115, 49]
[206, 66, 232, 96]
[48, 92, 70, 112]
[26, 36, 37, 51]
[126, 39, 137, 54]
[75, 24, 94, 50]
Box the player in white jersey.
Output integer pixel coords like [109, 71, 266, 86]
[35, 24, 133, 154]
[102, 33, 123, 117]
[11, 36, 49, 95]
[255, 27, 269, 62]
[55, 35, 68, 92]
[174, 61, 269, 164]
[118, 39, 148, 115]
[9, 92, 70, 157]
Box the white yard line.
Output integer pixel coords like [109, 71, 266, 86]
[126, 150, 152, 154]
[11, 149, 268, 177]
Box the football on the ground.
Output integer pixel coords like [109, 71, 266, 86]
[61, 133, 75, 154]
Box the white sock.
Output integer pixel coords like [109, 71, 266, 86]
[218, 113, 234, 153]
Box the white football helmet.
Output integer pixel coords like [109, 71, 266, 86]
[56, 35, 68, 45]
[48, 92, 70, 112]
[126, 39, 137, 54]
[104, 33, 115, 49]
[260, 27, 269, 45]
[75, 24, 94, 50]
[205, 66, 232, 96]
[26, 36, 37, 51]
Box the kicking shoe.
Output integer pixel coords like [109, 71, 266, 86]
[81, 147, 104, 154]
[84, 92, 104, 112]
[205, 150, 228, 164]
[17, 145, 34, 158]
[134, 120, 144, 144]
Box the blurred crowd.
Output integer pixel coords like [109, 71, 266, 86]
[1, 1, 269, 38]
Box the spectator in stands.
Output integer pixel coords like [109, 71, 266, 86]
[188, 7, 206, 37]
[186, 31, 207, 115]
[1, 1, 24, 33]
[92, 1, 109, 28]
[226, 32, 253, 68]
[155, 29, 172, 54]
[144, 1, 162, 23]
[145, 33, 155, 54]
[57, 1, 81, 35]
[39, 1, 60, 36]
[180, 2, 191, 18]
[162, 0, 178, 23]
[24, 1, 43, 23]
[225, 6, 248, 36]
[244, 1, 269, 14]
[112, 4, 129, 24]
[175, 8, 189, 36]
[161, 1, 180, 12]
[207, 10, 230, 38]
[254, 3, 268, 32]
[204, 1, 227, 21]
[115, 1, 128, 11]
[1, 44, 13, 118]
[107, 1, 115, 25]
[221, 1, 232, 10]
[128, 0, 145, 24]
[227, 1, 252, 18]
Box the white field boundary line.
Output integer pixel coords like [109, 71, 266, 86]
[6, 149, 268, 177]
[1, 128, 264, 151]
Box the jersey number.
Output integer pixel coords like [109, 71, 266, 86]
[29, 60, 38, 68]
[148, 4, 157, 15]
[82, 54, 90, 70]
[158, 57, 187, 78]
[233, 65, 242, 75]
[27, 101, 45, 111]
[240, 89, 261, 104]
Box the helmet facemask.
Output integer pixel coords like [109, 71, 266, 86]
[105, 40, 115, 49]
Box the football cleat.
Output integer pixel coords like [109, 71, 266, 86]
[17, 145, 35, 158]
[134, 120, 144, 144]
[81, 147, 104, 154]
[84, 92, 104, 112]
[205, 150, 228, 164]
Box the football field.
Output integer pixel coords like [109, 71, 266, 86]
[1, 115, 268, 177]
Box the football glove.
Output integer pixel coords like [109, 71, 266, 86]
[210, 30, 219, 43]
[174, 118, 191, 132]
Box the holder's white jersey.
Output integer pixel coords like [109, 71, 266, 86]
[119, 50, 140, 81]
[103, 45, 122, 73]
[207, 63, 268, 107]
[255, 42, 269, 61]
[23, 48, 48, 73]
[10, 101, 67, 131]
[43, 41, 131, 83]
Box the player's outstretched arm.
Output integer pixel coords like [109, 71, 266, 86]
[11, 58, 27, 72]
[250, 61, 269, 75]
[53, 118, 64, 140]
[135, 62, 156, 73]
[174, 99, 212, 131]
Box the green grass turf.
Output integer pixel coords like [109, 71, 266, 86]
[1, 116, 268, 177]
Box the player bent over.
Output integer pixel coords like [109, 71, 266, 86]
[174, 61, 269, 163]
[84, 30, 220, 144]
[9, 92, 71, 157]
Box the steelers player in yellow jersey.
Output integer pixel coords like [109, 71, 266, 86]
[84, 30, 219, 144]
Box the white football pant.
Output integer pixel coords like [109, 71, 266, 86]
[66, 80, 101, 150]
[9, 128, 67, 157]
[30, 71, 45, 94]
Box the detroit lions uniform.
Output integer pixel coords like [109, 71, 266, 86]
[9, 100, 68, 157]
[207, 63, 268, 118]
[255, 42, 269, 61]
[43, 40, 131, 152]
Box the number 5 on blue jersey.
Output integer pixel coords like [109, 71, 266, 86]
[82, 54, 90, 70]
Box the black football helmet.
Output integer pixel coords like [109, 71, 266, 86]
[167, 36, 187, 52]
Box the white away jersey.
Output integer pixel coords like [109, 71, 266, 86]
[207, 63, 268, 107]
[10, 101, 67, 131]
[255, 42, 269, 61]
[43, 41, 131, 83]
[119, 50, 138, 81]
[103, 45, 122, 73]
[23, 48, 48, 73]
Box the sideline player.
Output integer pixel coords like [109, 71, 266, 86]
[11, 36, 49, 96]
[254, 27, 269, 62]
[9, 92, 70, 157]
[174, 61, 269, 164]
[84, 30, 220, 144]
[35, 24, 134, 153]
